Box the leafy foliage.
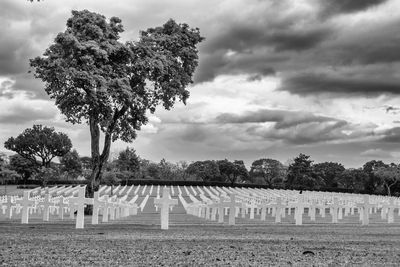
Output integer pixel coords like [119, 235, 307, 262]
[313, 162, 345, 188]
[363, 160, 388, 193]
[286, 154, 321, 189]
[374, 164, 400, 196]
[4, 125, 72, 168]
[186, 160, 220, 182]
[249, 158, 285, 186]
[336, 168, 367, 192]
[116, 147, 140, 173]
[33, 167, 58, 187]
[9, 154, 37, 183]
[217, 159, 249, 185]
[60, 149, 83, 178]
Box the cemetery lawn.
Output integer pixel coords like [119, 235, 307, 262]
[1, 223, 399, 266]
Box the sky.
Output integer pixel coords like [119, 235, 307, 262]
[1, 0, 400, 168]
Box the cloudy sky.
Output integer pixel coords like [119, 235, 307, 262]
[1, 0, 400, 168]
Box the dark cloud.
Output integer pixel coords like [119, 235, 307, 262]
[280, 72, 400, 95]
[320, 0, 388, 16]
[246, 120, 350, 145]
[269, 28, 332, 52]
[193, 0, 333, 82]
[380, 127, 400, 143]
[196, 25, 331, 82]
[360, 148, 392, 158]
[214, 109, 380, 146]
[203, 25, 331, 54]
[325, 20, 400, 66]
[385, 105, 400, 114]
[195, 51, 278, 82]
[216, 109, 344, 129]
[0, 105, 57, 124]
[180, 125, 208, 143]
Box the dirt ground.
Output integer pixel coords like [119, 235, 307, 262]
[0, 222, 399, 266]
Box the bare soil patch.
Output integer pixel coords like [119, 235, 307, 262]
[1, 222, 399, 266]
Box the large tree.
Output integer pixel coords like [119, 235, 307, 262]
[30, 10, 203, 193]
[4, 125, 72, 168]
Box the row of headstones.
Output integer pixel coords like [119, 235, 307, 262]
[3, 185, 399, 229]
[180, 191, 400, 226]
[105, 184, 400, 227]
[80, 185, 400, 228]
[0, 186, 139, 229]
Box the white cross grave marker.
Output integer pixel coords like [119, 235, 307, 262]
[154, 188, 178, 230]
[92, 191, 105, 225]
[56, 196, 69, 220]
[271, 197, 285, 223]
[16, 191, 36, 224]
[68, 186, 94, 229]
[357, 195, 373, 226]
[41, 193, 53, 222]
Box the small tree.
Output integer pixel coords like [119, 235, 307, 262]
[176, 161, 190, 181]
[313, 162, 345, 188]
[363, 160, 387, 194]
[286, 153, 320, 189]
[9, 154, 37, 183]
[337, 168, 367, 192]
[60, 149, 83, 179]
[4, 125, 72, 168]
[249, 158, 285, 186]
[186, 160, 220, 182]
[30, 10, 204, 194]
[116, 148, 140, 173]
[33, 167, 58, 187]
[217, 159, 249, 185]
[374, 164, 400, 196]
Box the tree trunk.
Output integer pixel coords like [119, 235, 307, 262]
[88, 116, 101, 197]
[387, 184, 391, 196]
[88, 118, 115, 195]
[87, 108, 124, 196]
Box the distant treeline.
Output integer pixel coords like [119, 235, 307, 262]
[2, 148, 400, 196]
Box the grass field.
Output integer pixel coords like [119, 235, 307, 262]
[1, 219, 400, 266]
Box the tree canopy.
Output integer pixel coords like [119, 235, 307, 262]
[4, 125, 72, 168]
[116, 147, 140, 173]
[313, 162, 345, 188]
[249, 158, 285, 186]
[60, 149, 83, 178]
[286, 153, 320, 189]
[30, 10, 204, 191]
[217, 159, 249, 185]
[186, 160, 220, 182]
[374, 164, 400, 196]
[9, 154, 37, 183]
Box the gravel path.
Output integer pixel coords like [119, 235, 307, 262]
[1, 223, 400, 266]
